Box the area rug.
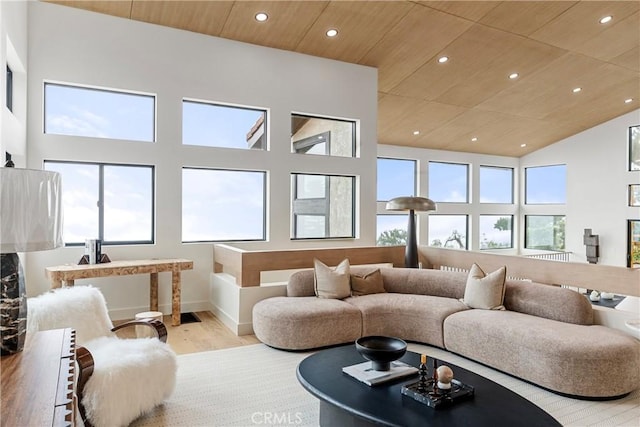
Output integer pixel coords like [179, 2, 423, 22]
[132, 343, 639, 427]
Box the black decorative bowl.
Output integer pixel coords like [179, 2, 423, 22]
[355, 336, 407, 371]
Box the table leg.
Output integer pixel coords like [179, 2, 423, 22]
[150, 272, 159, 311]
[64, 279, 74, 287]
[51, 279, 62, 289]
[171, 268, 181, 326]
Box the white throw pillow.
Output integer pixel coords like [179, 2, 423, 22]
[314, 258, 351, 299]
[461, 263, 507, 310]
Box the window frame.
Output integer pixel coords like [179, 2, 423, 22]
[44, 160, 155, 246]
[524, 214, 566, 251]
[291, 113, 356, 158]
[428, 161, 469, 203]
[181, 167, 267, 243]
[291, 172, 356, 240]
[524, 164, 567, 205]
[182, 99, 268, 150]
[479, 214, 514, 250]
[479, 165, 514, 204]
[427, 214, 469, 250]
[376, 157, 417, 202]
[43, 81, 157, 142]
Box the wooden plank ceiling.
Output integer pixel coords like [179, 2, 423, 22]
[47, 0, 640, 157]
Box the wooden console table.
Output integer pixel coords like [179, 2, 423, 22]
[1, 328, 77, 426]
[46, 259, 193, 326]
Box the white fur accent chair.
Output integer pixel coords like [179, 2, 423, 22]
[27, 285, 177, 427]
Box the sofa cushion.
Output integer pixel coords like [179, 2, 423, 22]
[350, 268, 386, 296]
[314, 258, 351, 299]
[461, 264, 506, 310]
[252, 296, 362, 350]
[345, 293, 468, 348]
[379, 268, 467, 299]
[443, 309, 640, 398]
[504, 280, 593, 325]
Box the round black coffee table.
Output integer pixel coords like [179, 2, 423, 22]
[297, 344, 561, 427]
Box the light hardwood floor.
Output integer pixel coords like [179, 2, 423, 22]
[114, 311, 261, 355]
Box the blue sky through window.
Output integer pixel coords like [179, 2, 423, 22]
[183, 101, 265, 149]
[377, 158, 416, 201]
[428, 162, 468, 203]
[45, 83, 154, 141]
[526, 165, 566, 204]
[480, 166, 513, 203]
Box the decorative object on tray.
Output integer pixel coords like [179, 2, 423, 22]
[402, 355, 474, 409]
[589, 290, 601, 302]
[355, 336, 407, 371]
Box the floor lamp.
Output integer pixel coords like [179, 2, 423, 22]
[0, 166, 63, 354]
[386, 196, 436, 268]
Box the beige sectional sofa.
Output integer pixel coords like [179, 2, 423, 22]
[252, 267, 640, 399]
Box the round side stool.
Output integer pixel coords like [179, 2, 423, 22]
[134, 311, 164, 338]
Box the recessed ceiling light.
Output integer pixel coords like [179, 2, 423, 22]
[520, 143, 527, 148]
[625, 98, 633, 104]
[509, 73, 519, 80]
[438, 56, 449, 64]
[326, 28, 338, 37]
[255, 12, 268, 22]
[599, 15, 613, 24]
[471, 137, 478, 142]
[413, 130, 420, 136]
[572, 87, 582, 93]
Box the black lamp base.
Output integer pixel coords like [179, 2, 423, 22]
[405, 210, 419, 268]
[1, 253, 27, 355]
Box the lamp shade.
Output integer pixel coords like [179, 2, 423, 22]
[0, 168, 63, 253]
[385, 196, 436, 212]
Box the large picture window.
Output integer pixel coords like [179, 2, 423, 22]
[182, 168, 266, 242]
[292, 173, 355, 239]
[44, 82, 155, 142]
[428, 215, 468, 249]
[377, 158, 416, 201]
[479, 215, 513, 249]
[44, 161, 154, 245]
[291, 114, 355, 157]
[428, 162, 468, 203]
[525, 165, 566, 204]
[182, 100, 267, 149]
[480, 166, 513, 204]
[525, 215, 566, 251]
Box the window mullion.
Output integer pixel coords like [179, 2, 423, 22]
[98, 165, 105, 241]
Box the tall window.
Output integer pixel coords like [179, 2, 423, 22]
[291, 114, 355, 157]
[44, 161, 154, 245]
[480, 166, 513, 203]
[6, 65, 12, 112]
[428, 215, 468, 249]
[525, 215, 566, 251]
[525, 165, 566, 204]
[377, 158, 416, 201]
[182, 168, 266, 242]
[44, 83, 155, 142]
[479, 215, 513, 249]
[428, 162, 468, 203]
[182, 100, 267, 149]
[292, 173, 354, 239]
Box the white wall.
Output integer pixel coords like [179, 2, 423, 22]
[521, 110, 640, 266]
[0, 0, 28, 167]
[25, 2, 377, 319]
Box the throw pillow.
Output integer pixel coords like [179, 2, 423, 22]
[461, 263, 507, 310]
[314, 258, 351, 299]
[350, 268, 386, 296]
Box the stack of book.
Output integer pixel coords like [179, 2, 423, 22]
[84, 239, 102, 264]
[342, 361, 418, 386]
